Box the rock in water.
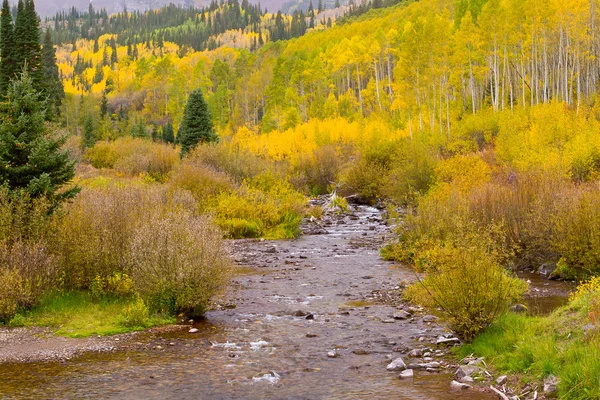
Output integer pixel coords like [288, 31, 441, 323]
[450, 380, 472, 390]
[398, 369, 414, 379]
[510, 304, 528, 313]
[423, 315, 438, 323]
[188, 328, 199, 333]
[393, 310, 411, 320]
[386, 357, 407, 371]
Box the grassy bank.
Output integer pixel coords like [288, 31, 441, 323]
[7, 291, 176, 337]
[458, 278, 600, 399]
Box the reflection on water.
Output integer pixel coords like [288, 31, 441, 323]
[517, 271, 574, 316]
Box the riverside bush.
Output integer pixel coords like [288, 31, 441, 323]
[127, 212, 231, 317]
[404, 229, 527, 341]
[0, 241, 56, 322]
[50, 185, 197, 289]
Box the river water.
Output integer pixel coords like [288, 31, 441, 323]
[0, 206, 503, 399]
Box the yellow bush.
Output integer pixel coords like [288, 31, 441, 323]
[84, 138, 179, 181]
[127, 212, 231, 317]
[405, 230, 527, 341]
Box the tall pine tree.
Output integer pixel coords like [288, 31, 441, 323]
[0, 70, 79, 208]
[0, 0, 15, 96]
[14, 0, 42, 91]
[41, 29, 65, 120]
[177, 89, 217, 156]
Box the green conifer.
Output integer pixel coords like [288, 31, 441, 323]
[177, 89, 217, 156]
[0, 0, 15, 95]
[0, 70, 79, 208]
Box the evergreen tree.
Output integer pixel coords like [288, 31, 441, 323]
[131, 117, 146, 138]
[0, 0, 15, 96]
[0, 70, 79, 208]
[41, 29, 65, 119]
[177, 89, 217, 156]
[82, 113, 96, 148]
[162, 121, 174, 144]
[99, 91, 108, 119]
[14, 0, 43, 90]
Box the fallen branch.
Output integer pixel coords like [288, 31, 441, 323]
[490, 385, 511, 400]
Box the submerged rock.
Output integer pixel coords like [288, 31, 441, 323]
[399, 369, 414, 379]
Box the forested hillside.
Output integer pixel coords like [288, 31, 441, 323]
[4, 0, 600, 397]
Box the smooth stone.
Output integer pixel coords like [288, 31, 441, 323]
[398, 369, 414, 379]
[188, 328, 199, 333]
[496, 375, 508, 385]
[450, 380, 472, 390]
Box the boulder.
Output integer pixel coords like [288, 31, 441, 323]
[423, 315, 438, 323]
[408, 348, 424, 358]
[436, 336, 460, 345]
[496, 375, 508, 385]
[386, 357, 407, 371]
[455, 365, 481, 379]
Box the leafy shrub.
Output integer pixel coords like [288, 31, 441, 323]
[0, 240, 56, 322]
[127, 212, 231, 317]
[292, 145, 342, 195]
[50, 185, 197, 289]
[169, 163, 235, 207]
[118, 296, 150, 328]
[552, 186, 600, 279]
[214, 173, 305, 239]
[84, 138, 179, 181]
[405, 229, 527, 341]
[188, 142, 269, 183]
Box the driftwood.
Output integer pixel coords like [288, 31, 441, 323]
[490, 385, 511, 400]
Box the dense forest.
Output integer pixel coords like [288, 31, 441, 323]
[2, 0, 600, 398]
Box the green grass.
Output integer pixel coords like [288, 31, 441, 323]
[8, 291, 175, 338]
[457, 308, 600, 399]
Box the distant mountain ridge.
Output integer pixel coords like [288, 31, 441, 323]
[35, 0, 287, 16]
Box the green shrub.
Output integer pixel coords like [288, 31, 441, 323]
[405, 229, 527, 341]
[214, 173, 305, 239]
[127, 212, 231, 317]
[118, 296, 150, 328]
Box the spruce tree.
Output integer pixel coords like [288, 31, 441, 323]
[177, 89, 217, 156]
[0, 71, 79, 208]
[14, 0, 42, 90]
[0, 0, 15, 96]
[162, 121, 175, 144]
[41, 29, 65, 120]
[99, 91, 108, 119]
[82, 113, 96, 148]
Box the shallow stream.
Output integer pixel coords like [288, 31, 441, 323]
[0, 206, 566, 399]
